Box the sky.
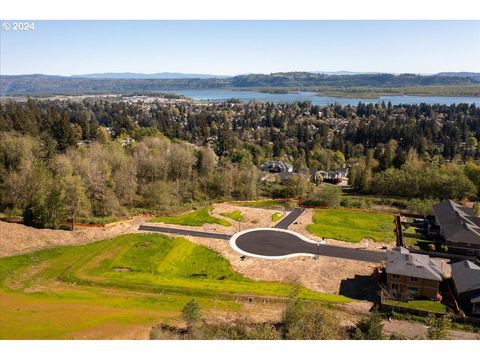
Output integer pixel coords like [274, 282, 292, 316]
[1, 20, 479, 75]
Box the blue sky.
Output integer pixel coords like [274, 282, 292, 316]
[1, 20, 479, 75]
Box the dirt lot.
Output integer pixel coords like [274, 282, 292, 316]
[0, 218, 147, 257]
[145, 203, 285, 236]
[1, 204, 378, 298]
[180, 233, 378, 297]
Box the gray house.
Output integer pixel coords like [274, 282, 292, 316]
[451, 260, 480, 315]
[259, 160, 293, 174]
[385, 247, 444, 300]
[432, 200, 480, 256]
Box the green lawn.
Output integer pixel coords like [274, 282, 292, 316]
[384, 299, 447, 314]
[272, 212, 284, 222]
[220, 210, 244, 222]
[0, 233, 351, 339]
[232, 199, 297, 210]
[149, 208, 231, 227]
[307, 209, 395, 243]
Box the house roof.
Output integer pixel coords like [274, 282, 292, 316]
[451, 260, 480, 295]
[260, 160, 293, 173]
[386, 247, 444, 281]
[432, 200, 480, 246]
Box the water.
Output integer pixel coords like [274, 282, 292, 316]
[162, 89, 480, 106]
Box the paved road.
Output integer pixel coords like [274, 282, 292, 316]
[139, 223, 385, 263]
[234, 229, 384, 263]
[139, 225, 231, 240]
[274, 208, 305, 229]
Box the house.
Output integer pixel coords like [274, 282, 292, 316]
[259, 160, 293, 174]
[432, 200, 480, 256]
[451, 260, 480, 315]
[385, 247, 444, 300]
[317, 166, 349, 181]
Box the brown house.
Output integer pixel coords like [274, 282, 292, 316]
[385, 247, 444, 300]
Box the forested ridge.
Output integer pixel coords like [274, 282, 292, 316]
[1, 98, 480, 228]
[1, 72, 479, 95]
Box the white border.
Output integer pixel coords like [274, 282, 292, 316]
[1, 0, 478, 20]
[229, 227, 321, 260]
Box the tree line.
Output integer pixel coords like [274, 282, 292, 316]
[1, 98, 479, 227]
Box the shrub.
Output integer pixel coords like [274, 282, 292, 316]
[182, 299, 202, 329]
[427, 243, 436, 252]
[426, 314, 451, 340]
[406, 198, 438, 216]
[304, 186, 342, 207]
[350, 313, 385, 340]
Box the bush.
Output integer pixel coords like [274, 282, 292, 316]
[340, 197, 373, 209]
[182, 299, 202, 329]
[350, 312, 385, 340]
[426, 314, 452, 340]
[406, 198, 438, 216]
[437, 244, 448, 253]
[280, 289, 341, 340]
[303, 186, 342, 207]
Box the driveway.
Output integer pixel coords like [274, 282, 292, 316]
[274, 208, 305, 229]
[138, 225, 231, 240]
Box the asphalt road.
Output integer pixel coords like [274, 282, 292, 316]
[234, 229, 384, 263]
[139, 223, 385, 263]
[138, 225, 231, 240]
[274, 208, 305, 229]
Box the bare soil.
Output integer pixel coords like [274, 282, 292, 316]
[0, 218, 147, 257]
[180, 234, 379, 297]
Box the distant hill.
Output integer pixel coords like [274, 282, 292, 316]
[436, 72, 480, 81]
[73, 72, 231, 79]
[1, 72, 479, 96]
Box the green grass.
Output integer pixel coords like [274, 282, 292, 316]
[272, 212, 284, 222]
[0, 233, 351, 339]
[307, 209, 395, 243]
[220, 210, 244, 222]
[384, 299, 447, 314]
[149, 208, 231, 227]
[232, 199, 297, 210]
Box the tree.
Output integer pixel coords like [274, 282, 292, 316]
[182, 299, 202, 330]
[351, 312, 385, 340]
[23, 163, 66, 228]
[62, 174, 90, 229]
[474, 202, 480, 216]
[280, 288, 340, 339]
[426, 314, 451, 340]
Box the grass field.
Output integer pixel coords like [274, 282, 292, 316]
[307, 209, 395, 243]
[232, 199, 297, 210]
[220, 210, 244, 222]
[0, 233, 351, 339]
[384, 299, 447, 314]
[149, 208, 231, 227]
[272, 212, 284, 222]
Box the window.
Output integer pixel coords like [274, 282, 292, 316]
[391, 284, 399, 290]
[408, 287, 419, 294]
[410, 277, 418, 282]
[392, 274, 400, 279]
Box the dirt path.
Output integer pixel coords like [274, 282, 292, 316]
[383, 319, 480, 339]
